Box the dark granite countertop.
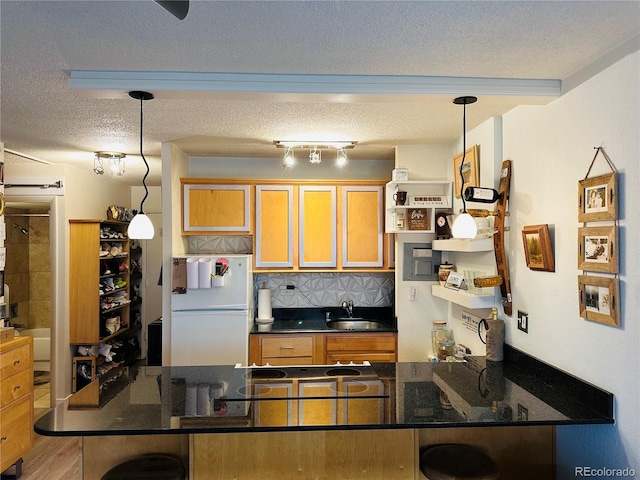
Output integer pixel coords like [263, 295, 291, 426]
[251, 307, 397, 333]
[36, 346, 613, 437]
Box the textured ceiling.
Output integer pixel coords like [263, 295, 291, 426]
[1, 1, 638, 185]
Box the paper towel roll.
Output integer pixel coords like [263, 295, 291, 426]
[185, 383, 198, 416]
[186, 257, 199, 289]
[257, 288, 272, 320]
[198, 257, 212, 289]
[197, 384, 211, 416]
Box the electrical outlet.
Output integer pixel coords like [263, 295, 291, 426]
[409, 287, 417, 301]
[281, 284, 295, 296]
[517, 310, 528, 333]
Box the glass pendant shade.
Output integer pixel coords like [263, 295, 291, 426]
[128, 213, 154, 239]
[451, 213, 478, 239]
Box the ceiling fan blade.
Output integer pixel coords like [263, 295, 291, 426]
[155, 1, 190, 20]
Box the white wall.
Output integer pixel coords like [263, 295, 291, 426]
[4, 161, 131, 400]
[189, 157, 393, 180]
[394, 145, 450, 360]
[501, 51, 639, 476]
[161, 142, 190, 365]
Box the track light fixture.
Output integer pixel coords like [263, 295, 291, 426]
[274, 140, 356, 169]
[282, 147, 295, 169]
[336, 148, 349, 168]
[309, 147, 322, 164]
[94, 152, 126, 176]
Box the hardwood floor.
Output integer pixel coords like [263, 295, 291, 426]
[19, 433, 81, 480]
[14, 383, 82, 480]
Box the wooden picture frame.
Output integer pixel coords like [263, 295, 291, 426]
[578, 275, 619, 326]
[522, 224, 555, 272]
[578, 225, 618, 273]
[453, 144, 479, 198]
[578, 173, 617, 222]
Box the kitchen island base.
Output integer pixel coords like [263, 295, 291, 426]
[79, 427, 552, 479]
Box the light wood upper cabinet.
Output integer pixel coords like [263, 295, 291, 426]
[255, 185, 294, 268]
[299, 186, 337, 268]
[342, 186, 383, 267]
[182, 183, 250, 233]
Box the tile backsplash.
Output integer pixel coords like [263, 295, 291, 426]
[254, 272, 395, 308]
[188, 236, 395, 308]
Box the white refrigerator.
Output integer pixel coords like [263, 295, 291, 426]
[170, 254, 253, 366]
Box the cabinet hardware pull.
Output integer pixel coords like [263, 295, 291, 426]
[1, 436, 7, 442]
[14, 385, 20, 390]
[13, 360, 20, 365]
[280, 346, 295, 349]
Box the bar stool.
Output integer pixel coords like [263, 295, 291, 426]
[101, 454, 186, 480]
[420, 444, 500, 480]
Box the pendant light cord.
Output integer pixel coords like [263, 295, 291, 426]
[138, 96, 149, 215]
[459, 102, 468, 214]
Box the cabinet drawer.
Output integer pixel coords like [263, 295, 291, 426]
[0, 395, 32, 472]
[326, 352, 397, 364]
[325, 334, 396, 353]
[0, 344, 31, 378]
[261, 336, 313, 358]
[0, 369, 31, 408]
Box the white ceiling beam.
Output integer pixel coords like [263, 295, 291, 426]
[68, 70, 561, 100]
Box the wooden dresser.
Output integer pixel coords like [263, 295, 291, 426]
[0, 335, 34, 474]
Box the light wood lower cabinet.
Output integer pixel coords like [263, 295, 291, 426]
[249, 332, 398, 366]
[324, 332, 398, 364]
[0, 336, 34, 474]
[190, 426, 554, 480]
[191, 429, 416, 480]
[249, 333, 323, 366]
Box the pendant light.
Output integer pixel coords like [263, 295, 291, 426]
[451, 96, 478, 239]
[127, 90, 155, 240]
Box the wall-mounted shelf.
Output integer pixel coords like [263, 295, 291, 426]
[431, 285, 496, 309]
[432, 238, 494, 252]
[385, 181, 451, 234]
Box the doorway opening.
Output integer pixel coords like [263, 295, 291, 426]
[4, 202, 53, 418]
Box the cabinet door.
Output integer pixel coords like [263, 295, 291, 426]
[342, 186, 383, 267]
[299, 186, 336, 267]
[183, 184, 250, 232]
[298, 380, 337, 426]
[255, 185, 294, 268]
[253, 383, 294, 426]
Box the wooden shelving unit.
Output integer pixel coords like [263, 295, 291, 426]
[69, 219, 140, 409]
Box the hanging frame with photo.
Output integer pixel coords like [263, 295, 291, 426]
[577, 225, 618, 273]
[522, 224, 555, 272]
[578, 147, 618, 222]
[578, 275, 619, 326]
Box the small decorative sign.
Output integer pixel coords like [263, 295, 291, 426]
[408, 208, 429, 230]
[444, 271, 466, 291]
[410, 195, 449, 207]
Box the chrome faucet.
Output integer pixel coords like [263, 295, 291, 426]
[341, 300, 353, 318]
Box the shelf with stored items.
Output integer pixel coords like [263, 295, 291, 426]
[385, 181, 452, 234]
[69, 219, 140, 408]
[431, 235, 497, 309]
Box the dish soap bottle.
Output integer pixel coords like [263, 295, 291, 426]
[480, 307, 504, 362]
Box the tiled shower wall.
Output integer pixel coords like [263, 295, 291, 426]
[4, 209, 51, 329]
[189, 236, 395, 308]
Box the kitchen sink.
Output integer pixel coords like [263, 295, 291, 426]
[326, 318, 386, 330]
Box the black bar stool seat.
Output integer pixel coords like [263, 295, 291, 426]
[420, 444, 500, 480]
[101, 454, 186, 480]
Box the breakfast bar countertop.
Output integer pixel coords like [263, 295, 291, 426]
[35, 346, 613, 437]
